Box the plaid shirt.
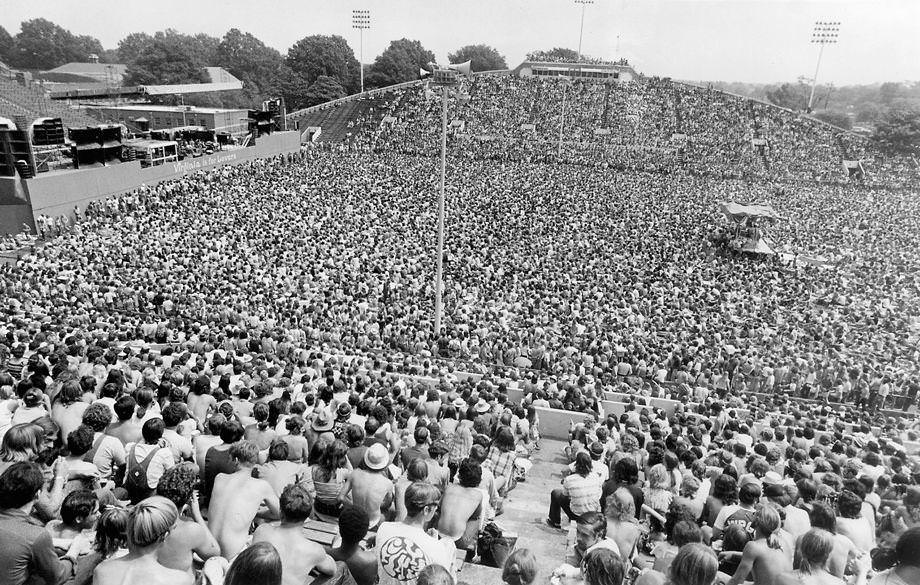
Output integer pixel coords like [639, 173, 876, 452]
[487, 446, 516, 480]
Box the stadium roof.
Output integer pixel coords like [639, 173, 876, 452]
[45, 62, 127, 83]
[141, 68, 243, 96]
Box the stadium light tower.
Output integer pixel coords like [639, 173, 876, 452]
[576, 0, 594, 62]
[429, 67, 462, 336]
[808, 21, 840, 112]
[352, 9, 371, 93]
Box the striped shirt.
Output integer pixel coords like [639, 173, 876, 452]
[563, 472, 602, 516]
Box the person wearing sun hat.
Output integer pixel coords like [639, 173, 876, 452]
[337, 443, 395, 530]
[306, 408, 335, 447]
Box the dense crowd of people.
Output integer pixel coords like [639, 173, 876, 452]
[0, 71, 917, 585]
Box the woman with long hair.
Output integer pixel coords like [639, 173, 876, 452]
[726, 505, 793, 585]
[303, 439, 351, 522]
[582, 547, 626, 585]
[224, 541, 283, 585]
[0, 421, 45, 473]
[605, 487, 643, 565]
[73, 506, 131, 585]
[667, 543, 718, 585]
[702, 473, 738, 528]
[503, 548, 538, 585]
[51, 379, 90, 442]
[132, 388, 160, 425]
[487, 426, 518, 496]
[280, 415, 309, 463]
[244, 402, 277, 450]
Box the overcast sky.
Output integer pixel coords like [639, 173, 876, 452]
[2, 0, 917, 85]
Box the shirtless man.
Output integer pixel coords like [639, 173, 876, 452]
[207, 440, 280, 559]
[94, 496, 194, 585]
[437, 458, 484, 556]
[155, 463, 221, 574]
[804, 502, 857, 579]
[252, 484, 337, 585]
[339, 443, 394, 529]
[726, 505, 793, 585]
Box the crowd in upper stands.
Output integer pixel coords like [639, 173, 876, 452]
[0, 72, 918, 585]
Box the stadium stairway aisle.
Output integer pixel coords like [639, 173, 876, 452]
[473, 438, 570, 580]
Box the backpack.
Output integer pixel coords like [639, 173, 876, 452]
[123, 444, 159, 502]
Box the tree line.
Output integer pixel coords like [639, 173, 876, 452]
[0, 18, 508, 111]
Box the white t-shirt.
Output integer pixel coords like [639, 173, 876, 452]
[125, 442, 175, 489]
[376, 522, 455, 585]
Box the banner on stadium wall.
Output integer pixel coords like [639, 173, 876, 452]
[594, 128, 611, 136]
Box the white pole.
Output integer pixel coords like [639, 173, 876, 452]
[808, 42, 825, 112]
[433, 84, 448, 335]
[578, 2, 587, 61]
[360, 28, 365, 94]
[558, 80, 568, 158]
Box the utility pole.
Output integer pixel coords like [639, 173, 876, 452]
[352, 9, 371, 93]
[808, 21, 840, 112]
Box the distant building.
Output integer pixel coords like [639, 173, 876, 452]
[514, 61, 638, 82]
[85, 104, 251, 137]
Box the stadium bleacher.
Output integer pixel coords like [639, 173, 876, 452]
[0, 74, 99, 128]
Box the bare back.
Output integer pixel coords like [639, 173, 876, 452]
[208, 471, 277, 559]
[437, 484, 483, 540]
[252, 524, 333, 585]
[94, 554, 193, 585]
[350, 470, 394, 527]
[750, 541, 793, 585]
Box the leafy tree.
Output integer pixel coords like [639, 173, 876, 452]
[526, 47, 579, 62]
[10, 18, 104, 69]
[286, 35, 359, 94]
[365, 38, 435, 89]
[879, 82, 902, 106]
[117, 32, 154, 64]
[216, 29, 284, 107]
[123, 30, 210, 85]
[0, 25, 15, 65]
[448, 44, 507, 72]
[766, 82, 807, 111]
[871, 107, 920, 154]
[299, 75, 345, 109]
[272, 63, 312, 112]
[811, 110, 852, 130]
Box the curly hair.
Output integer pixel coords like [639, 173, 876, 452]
[156, 462, 199, 511]
[81, 403, 112, 433]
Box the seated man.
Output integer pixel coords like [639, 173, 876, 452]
[252, 484, 339, 585]
[330, 506, 378, 585]
[208, 440, 280, 559]
[574, 511, 620, 565]
[377, 482, 454, 585]
[45, 489, 99, 552]
[436, 458, 484, 556]
[155, 463, 221, 574]
[339, 443, 394, 530]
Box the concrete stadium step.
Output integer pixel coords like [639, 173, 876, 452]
[491, 438, 571, 579]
